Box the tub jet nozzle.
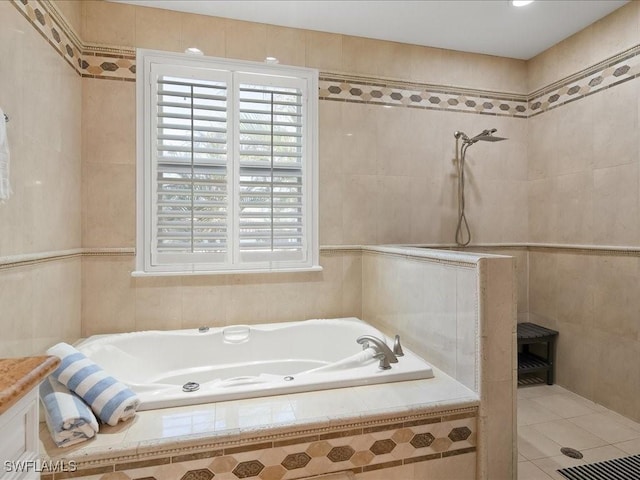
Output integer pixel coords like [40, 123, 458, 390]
[182, 382, 200, 392]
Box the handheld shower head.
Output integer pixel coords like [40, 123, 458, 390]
[467, 128, 507, 144]
[452, 127, 508, 247]
[476, 134, 507, 142]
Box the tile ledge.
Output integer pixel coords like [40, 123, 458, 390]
[42, 391, 478, 469]
[3, 243, 640, 270]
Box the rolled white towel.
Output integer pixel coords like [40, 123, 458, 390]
[40, 376, 99, 448]
[47, 342, 140, 426]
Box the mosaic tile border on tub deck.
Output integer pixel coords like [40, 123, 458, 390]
[11, 0, 640, 117]
[41, 409, 477, 480]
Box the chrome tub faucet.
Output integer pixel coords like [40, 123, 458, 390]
[356, 335, 398, 370]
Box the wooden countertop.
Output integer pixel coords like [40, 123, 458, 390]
[0, 356, 60, 415]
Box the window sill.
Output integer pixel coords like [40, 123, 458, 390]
[130, 265, 323, 277]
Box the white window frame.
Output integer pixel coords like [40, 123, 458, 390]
[134, 49, 320, 276]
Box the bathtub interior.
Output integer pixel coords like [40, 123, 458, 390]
[77, 317, 435, 410]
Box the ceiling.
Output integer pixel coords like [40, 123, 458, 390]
[109, 0, 629, 60]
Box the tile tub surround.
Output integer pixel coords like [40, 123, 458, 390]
[36, 246, 511, 480]
[2, 0, 637, 476]
[39, 370, 479, 480]
[361, 246, 517, 480]
[80, 248, 363, 336]
[0, 255, 83, 358]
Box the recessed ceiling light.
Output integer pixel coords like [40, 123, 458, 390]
[512, 0, 534, 6]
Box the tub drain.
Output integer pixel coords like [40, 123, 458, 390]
[560, 447, 583, 459]
[182, 382, 200, 392]
[284, 376, 294, 381]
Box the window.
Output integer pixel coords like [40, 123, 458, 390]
[135, 50, 319, 275]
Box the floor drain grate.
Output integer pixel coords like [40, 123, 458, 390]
[558, 454, 640, 480]
[561, 447, 583, 459]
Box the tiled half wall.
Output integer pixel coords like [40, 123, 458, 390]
[41, 409, 477, 480]
[11, 0, 640, 117]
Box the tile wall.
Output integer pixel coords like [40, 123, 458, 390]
[75, 0, 528, 336]
[81, 250, 362, 336]
[0, 0, 82, 357]
[527, 1, 640, 92]
[524, 0, 640, 423]
[2, 0, 639, 433]
[528, 249, 640, 422]
[362, 251, 479, 390]
[0, 0, 529, 344]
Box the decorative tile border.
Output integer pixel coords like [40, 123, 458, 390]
[10, 0, 640, 115]
[321, 41, 640, 117]
[10, 0, 136, 82]
[318, 74, 528, 118]
[11, 0, 83, 73]
[42, 409, 477, 479]
[80, 50, 136, 81]
[528, 44, 640, 117]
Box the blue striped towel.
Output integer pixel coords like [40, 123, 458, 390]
[47, 342, 140, 426]
[40, 376, 99, 447]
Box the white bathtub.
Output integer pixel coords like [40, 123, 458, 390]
[76, 317, 434, 410]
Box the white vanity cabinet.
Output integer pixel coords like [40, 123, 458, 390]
[0, 386, 39, 479]
[0, 356, 60, 480]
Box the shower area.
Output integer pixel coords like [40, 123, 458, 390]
[524, 94, 640, 422]
[443, 102, 640, 424]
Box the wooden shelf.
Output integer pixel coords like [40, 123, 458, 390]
[517, 323, 558, 386]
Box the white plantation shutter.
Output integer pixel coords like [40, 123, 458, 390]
[236, 75, 306, 264]
[137, 51, 318, 275]
[151, 65, 231, 268]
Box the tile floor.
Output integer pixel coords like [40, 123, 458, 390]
[518, 384, 640, 479]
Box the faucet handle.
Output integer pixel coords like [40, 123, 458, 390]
[393, 335, 404, 357]
[373, 352, 392, 370]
